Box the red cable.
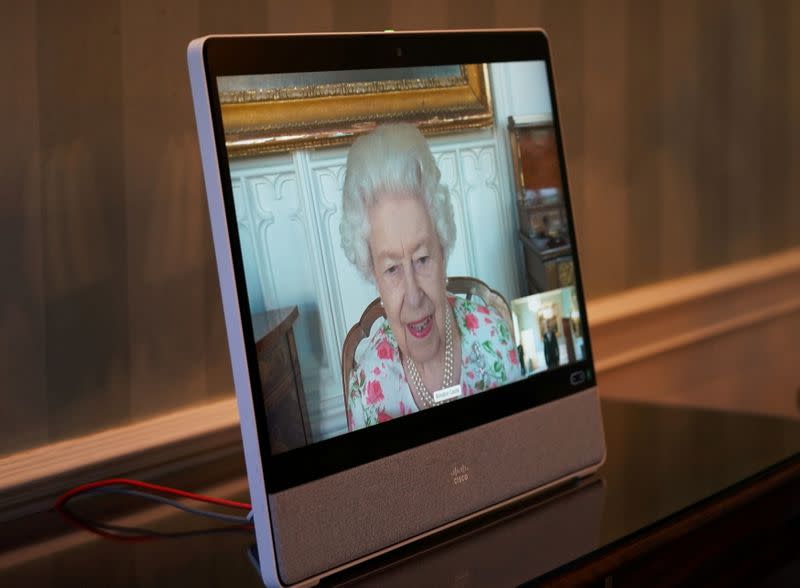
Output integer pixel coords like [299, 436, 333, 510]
[55, 478, 252, 511]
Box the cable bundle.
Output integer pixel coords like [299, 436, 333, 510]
[55, 478, 254, 542]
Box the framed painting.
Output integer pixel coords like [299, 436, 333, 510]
[218, 64, 493, 157]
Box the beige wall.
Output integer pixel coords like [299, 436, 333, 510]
[1, 0, 799, 457]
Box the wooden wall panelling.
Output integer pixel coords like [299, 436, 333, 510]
[197, 0, 269, 35]
[792, 3, 800, 251]
[389, 0, 447, 30]
[766, 1, 795, 255]
[598, 309, 800, 420]
[695, 0, 732, 272]
[0, 3, 47, 455]
[591, 247, 800, 419]
[446, 0, 495, 29]
[267, 1, 334, 32]
[658, 0, 700, 280]
[760, 1, 792, 255]
[493, 0, 542, 29]
[582, 0, 629, 297]
[727, 0, 764, 262]
[122, 1, 216, 420]
[626, 1, 662, 288]
[334, 0, 391, 31]
[38, 0, 131, 443]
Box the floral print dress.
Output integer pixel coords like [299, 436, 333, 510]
[346, 295, 522, 431]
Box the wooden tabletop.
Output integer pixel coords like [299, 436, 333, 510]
[1, 399, 798, 587]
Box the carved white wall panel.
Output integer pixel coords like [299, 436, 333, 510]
[235, 163, 328, 398]
[295, 150, 365, 386]
[231, 177, 268, 315]
[433, 148, 474, 278]
[248, 176, 281, 311]
[307, 153, 369, 364]
[459, 144, 518, 303]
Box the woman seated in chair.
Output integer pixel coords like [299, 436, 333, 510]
[340, 124, 522, 431]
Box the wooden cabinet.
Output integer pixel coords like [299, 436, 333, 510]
[519, 231, 575, 294]
[508, 115, 574, 294]
[252, 306, 311, 453]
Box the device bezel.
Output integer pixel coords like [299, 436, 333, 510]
[197, 30, 597, 493]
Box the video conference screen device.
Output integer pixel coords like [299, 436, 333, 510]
[188, 29, 605, 587]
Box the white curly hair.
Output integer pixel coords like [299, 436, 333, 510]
[340, 123, 456, 281]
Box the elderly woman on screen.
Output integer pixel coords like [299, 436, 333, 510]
[340, 124, 521, 431]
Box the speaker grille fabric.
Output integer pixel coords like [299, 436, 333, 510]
[268, 388, 605, 585]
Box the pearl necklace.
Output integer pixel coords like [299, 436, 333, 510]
[406, 308, 456, 407]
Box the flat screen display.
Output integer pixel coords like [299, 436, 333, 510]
[201, 33, 596, 490]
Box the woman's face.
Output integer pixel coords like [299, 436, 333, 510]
[368, 190, 447, 365]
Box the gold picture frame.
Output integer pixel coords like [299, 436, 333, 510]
[219, 64, 494, 157]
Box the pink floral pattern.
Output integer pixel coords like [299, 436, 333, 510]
[346, 295, 522, 431]
[376, 340, 394, 360]
[508, 348, 519, 365]
[464, 313, 479, 332]
[366, 380, 384, 405]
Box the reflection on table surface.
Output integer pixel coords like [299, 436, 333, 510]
[1, 399, 798, 587]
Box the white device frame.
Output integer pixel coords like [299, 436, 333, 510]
[188, 31, 605, 587]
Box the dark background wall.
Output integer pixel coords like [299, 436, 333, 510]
[2, 0, 798, 457]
